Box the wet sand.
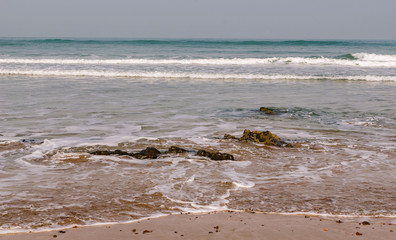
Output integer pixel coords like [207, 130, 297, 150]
[1, 212, 395, 240]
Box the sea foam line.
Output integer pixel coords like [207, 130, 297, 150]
[1, 53, 396, 67]
[1, 69, 395, 81]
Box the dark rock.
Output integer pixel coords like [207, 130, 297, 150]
[90, 150, 130, 156]
[21, 138, 44, 144]
[167, 146, 187, 154]
[197, 149, 234, 161]
[362, 221, 370, 226]
[259, 107, 275, 115]
[224, 134, 237, 140]
[239, 129, 286, 147]
[132, 147, 161, 159]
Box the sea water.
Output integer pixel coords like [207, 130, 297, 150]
[0, 39, 396, 232]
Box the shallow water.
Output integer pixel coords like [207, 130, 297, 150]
[1, 39, 396, 232]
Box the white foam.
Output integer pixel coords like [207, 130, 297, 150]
[1, 54, 396, 67]
[1, 69, 395, 81]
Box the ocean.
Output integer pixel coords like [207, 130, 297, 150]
[1, 38, 396, 232]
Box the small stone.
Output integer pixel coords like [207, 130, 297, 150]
[58, 230, 66, 233]
[362, 221, 370, 225]
[53, 235, 57, 238]
[167, 146, 187, 154]
[259, 107, 275, 115]
[197, 149, 234, 161]
[143, 230, 152, 234]
[356, 232, 363, 236]
[336, 220, 343, 223]
[208, 231, 213, 234]
[132, 229, 136, 232]
[224, 134, 237, 140]
[132, 147, 161, 159]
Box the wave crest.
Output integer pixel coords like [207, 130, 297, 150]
[1, 53, 395, 67]
[1, 69, 395, 81]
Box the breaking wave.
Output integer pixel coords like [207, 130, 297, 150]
[1, 69, 395, 81]
[1, 53, 396, 67]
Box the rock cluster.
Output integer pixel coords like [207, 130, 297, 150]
[90, 146, 235, 161]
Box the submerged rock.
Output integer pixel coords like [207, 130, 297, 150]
[21, 138, 44, 144]
[224, 134, 237, 140]
[90, 150, 130, 156]
[239, 129, 290, 147]
[197, 149, 234, 161]
[259, 107, 275, 115]
[166, 146, 187, 154]
[132, 147, 161, 159]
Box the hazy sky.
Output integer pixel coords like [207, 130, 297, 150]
[1, 0, 395, 39]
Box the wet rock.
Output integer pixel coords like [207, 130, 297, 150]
[362, 221, 371, 226]
[224, 134, 237, 140]
[259, 107, 275, 115]
[197, 149, 234, 161]
[132, 147, 161, 159]
[167, 146, 187, 154]
[239, 129, 287, 147]
[21, 138, 44, 144]
[90, 150, 130, 156]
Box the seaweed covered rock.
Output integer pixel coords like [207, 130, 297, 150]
[197, 149, 234, 161]
[90, 150, 130, 156]
[239, 129, 287, 147]
[224, 134, 237, 140]
[166, 146, 187, 154]
[259, 107, 275, 115]
[132, 147, 161, 159]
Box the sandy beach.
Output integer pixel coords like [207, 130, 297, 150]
[1, 212, 395, 240]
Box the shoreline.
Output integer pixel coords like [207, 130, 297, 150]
[1, 211, 395, 240]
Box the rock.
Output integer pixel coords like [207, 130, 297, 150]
[132, 147, 161, 159]
[259, 107, 275, 115]
[21, 138, 44, 144]
[224, 134, 237, 140]
[167, 146, 187, 154]
[239, 129, 286, 147]
[361, 221, 370, 226]
[197, 149, 234, 161]
[90, 150, 130, 156]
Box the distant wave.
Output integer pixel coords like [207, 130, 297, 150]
[1, 69, 395, 81]
[1, 39, 395, 47]
[1, 53, 396, 67]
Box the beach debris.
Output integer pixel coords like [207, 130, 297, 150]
[323, 228, 329, 231]
[214, 226, 219, 232]
[336, 220, 343, 223]
[356, 232, 363, 236]
[361, 221, 371, 225]
[53, 235, 57, 238]
[197, 149, 234, 161]
[58, 230, 66, 233]
[259, 107, 275, 115]
[142, 230, 152, 234]
[166, 146, 187, 154]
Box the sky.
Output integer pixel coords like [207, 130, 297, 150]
[1, 0, 395, 39]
